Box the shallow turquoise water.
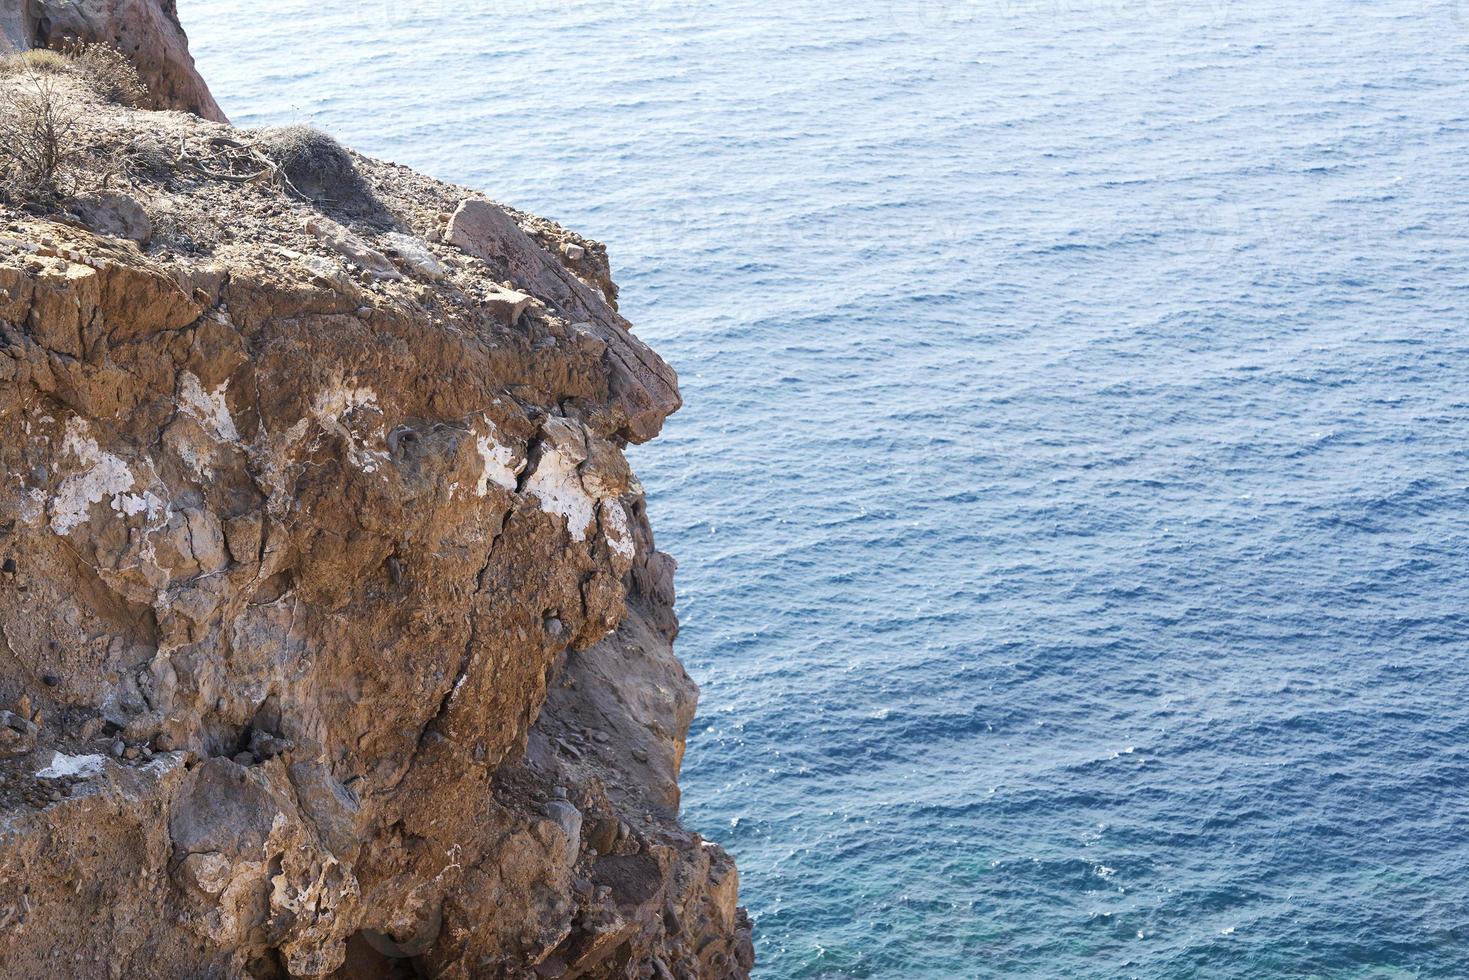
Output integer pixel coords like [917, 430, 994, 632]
[185, 2, 1469, 976]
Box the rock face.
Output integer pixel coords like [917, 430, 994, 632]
[0, 15, 749, 980]
[0, 0, 226, 121]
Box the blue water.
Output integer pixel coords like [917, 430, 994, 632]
[183, 2, 1469, 976]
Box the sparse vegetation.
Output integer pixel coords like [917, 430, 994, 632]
[253, 124, 380, 215]
[117, 130, 179, 183]
[0, 49, 69, 76]
[0, 64, 81, 200]
[0, 42, 148, 202]
[60, 40, 148, 108]
[0, 49, 382, 228]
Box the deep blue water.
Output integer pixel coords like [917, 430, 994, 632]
[184, 2, 1469, 976]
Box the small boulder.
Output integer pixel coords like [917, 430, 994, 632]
[70, 191, 152, 244]
[298, 254, 351, 291]
[545, 799, 582, 867]
[0, 709, 37, 756]
[382, 232, 444, 280]
[586, 814, 619, 855]
[483, 286, 532, 325]
[247, 729, 291, 762]
[304, 217, 401, 282]
[176, 851, 233, 897]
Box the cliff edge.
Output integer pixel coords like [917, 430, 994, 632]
[0, 13, 750, 979]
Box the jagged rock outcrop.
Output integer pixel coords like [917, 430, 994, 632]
[0, 18, 748, 980]
[0, 0, 225, 121]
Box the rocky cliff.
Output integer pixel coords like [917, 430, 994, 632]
[0, 11, 750, 979]
[0, 0, 224, 121]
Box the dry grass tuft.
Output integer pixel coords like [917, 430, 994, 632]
[0, 49, 69, 76]
[0, 43, 146, 107]
[253, 124, 382, 216]
[118, 131, 180, 183]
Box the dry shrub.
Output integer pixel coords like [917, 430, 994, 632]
[60, 41, 148, 107]
[0, 66, 81, 200]
[253, 124, 381, 216]
[119, 130, 179, 182]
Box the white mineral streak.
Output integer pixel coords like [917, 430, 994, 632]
[311, 385, 389, 474]
[177, 372, 240, 442]
[601, 498, 636, 561]
[525, 444, 597, 541]
[112, 491, 163, 518]
[36, 752, 106, 780]
[51, 418, 139, 534]
[475, 418, 522, 495]
[19, 487, 44, 526]
[173, 438, 213, 479]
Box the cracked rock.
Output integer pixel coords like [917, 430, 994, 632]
[0, 10, 749, 978]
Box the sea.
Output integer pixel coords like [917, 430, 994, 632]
[184, 2, 1469, 976]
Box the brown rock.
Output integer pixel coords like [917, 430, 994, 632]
[0, 14, 748, 978]
[304, 216, 402, 281]
[446, 199, 681, 442]
[70, 191, 152, 243]
[31, 0, 226, 120]
[484, 284, 533, 325]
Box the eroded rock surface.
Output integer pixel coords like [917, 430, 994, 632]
[0, 0, 225, 120]
[0, 22, 748, 980]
